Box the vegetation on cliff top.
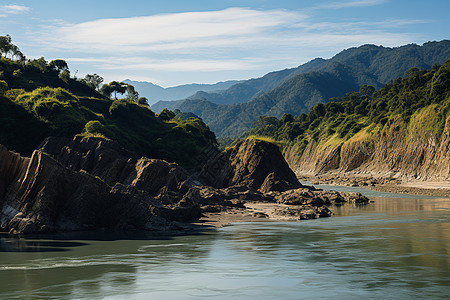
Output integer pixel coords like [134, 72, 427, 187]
[0, 37, 216, 168]
[245, 60, 450, 157]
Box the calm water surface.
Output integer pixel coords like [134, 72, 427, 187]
[0, 186, 449, 299]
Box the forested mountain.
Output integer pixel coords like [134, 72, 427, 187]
[123, 79, 242, 105]
[247, 60, 450, 179]
[0, 41, 217, 168]
[152, 40, 450, 137]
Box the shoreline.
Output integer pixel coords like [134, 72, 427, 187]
[192, 202, 305, 228]
[296, 174, 449, 198]
[195, 181, 449, 229]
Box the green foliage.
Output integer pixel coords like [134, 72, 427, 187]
[158, 108, 176, 121]
[48, 59, 69, 75]
[0, 80, 7, 94]
[0, 38, 217, 166]
[137, 97, 149, 106]
[84, 120, 105, 135]
[0, 50, 103, 98]
[81, 74, 104, 91]
[59, 70, 70, 83]
[247, 60, 450, 156]
[126, 84, 139, 102]
[1, 84, 217, 167]
[0, 35, 25, 61]
[101, 81, 127, 99]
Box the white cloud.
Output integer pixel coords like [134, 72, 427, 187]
[38, 7, 419, 56]
[30, 6, 424, 85]
[0, 4, 30, 17]
[317, 0, 388, 9]
[50, 8, 304, 50]
[66, 57, 261, 72]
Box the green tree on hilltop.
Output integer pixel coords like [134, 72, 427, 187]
[48, 59, 69, 75]
[82, 74, 104, 91]
[101, 81, 127, 99]
[126, 84, 139, 102]
[0, 35, 25, 61]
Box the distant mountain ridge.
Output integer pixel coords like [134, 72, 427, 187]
[152, 40, 450, 137]
[123, 79, 242, 105]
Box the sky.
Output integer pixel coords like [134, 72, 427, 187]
[1, 0, 449, 87]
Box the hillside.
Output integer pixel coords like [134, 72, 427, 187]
[152, 40, 450, 137]
[0, 50, 217, 169]
[123, 79, 242, 105]
[248, 60, 450, 182]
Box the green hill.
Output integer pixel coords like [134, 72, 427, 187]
[246, 60, 450, 178]
[0, 41, 217, 169]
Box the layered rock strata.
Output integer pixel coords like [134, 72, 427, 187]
[0, 137, 369, 234]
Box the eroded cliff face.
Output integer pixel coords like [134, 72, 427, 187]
[0, 136, 369, 234]
[288, 115, 450, 182]
[0, 137, 201, 234]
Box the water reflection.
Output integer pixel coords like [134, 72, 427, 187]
[0, 196, 449, 299]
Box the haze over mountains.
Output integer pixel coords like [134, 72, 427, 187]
[122, 79, 242, 105]
[148, 40, 450, 137]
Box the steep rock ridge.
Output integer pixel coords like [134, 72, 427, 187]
[0, 138, 201, 234]
[0, 137, 369, 234]
[38, 136, 191, 196]
[199, 138, 302, 191]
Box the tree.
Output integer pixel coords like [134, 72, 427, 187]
[0, 35, 24, 61]
[48, 59, 69, 75]
[101, 81, 127, 99]
[10, 44, 24, 61]
[359, 84, 375, 100]
[137, 97, 149, 106]
[0, 35, 12, 57]
[126, 84, 139, 102]
[280, 113, 294, 124]
[59, 70, 70, 83]
[27, 57, 48, 72]
[82, 74, 104, 91]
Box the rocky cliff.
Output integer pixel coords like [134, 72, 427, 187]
[201, 137, 302, 191]
[0, 137, 369, 234]
[289, 115, 450, 183]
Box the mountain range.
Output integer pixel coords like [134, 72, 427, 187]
[122, 79, 242, 105]
[150, 40, 450, 137]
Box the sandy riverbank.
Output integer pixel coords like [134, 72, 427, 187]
[370, 183, 450, 197]
[297, 173, 449, 197]
[193, 202, 306, 228]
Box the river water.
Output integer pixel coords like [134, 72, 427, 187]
[0, 186, 449, 299]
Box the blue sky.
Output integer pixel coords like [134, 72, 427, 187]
[1, 0, 449, 87]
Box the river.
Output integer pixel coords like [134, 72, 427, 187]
[0, 186, 449, 299]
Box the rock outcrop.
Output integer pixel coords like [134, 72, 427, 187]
[0, 136, 369, 234]
[203, 138, 303, 191]
[0, 137, 201, 234]
[289, 115, 450, 184]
